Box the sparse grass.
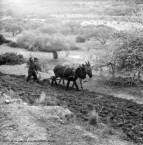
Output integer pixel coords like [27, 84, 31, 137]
[35, 91, 59, 106]
[84, 109, 133, 145]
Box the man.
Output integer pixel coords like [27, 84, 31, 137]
[26, 57, 38, 82]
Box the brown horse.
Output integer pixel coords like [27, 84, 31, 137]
[51, 64, 86, 91]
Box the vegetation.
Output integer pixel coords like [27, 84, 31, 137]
[17, 31, 77, 59]
[1, 19, 24, 36]
[86, 25, 116, 45]
[0, 0, 143, 144]
[7, 41, 19, 48]
[107, 30, 143, 80]
[0, 53, 26, 65]
[76, 35, 86, 43]
[0, 34, 11, 45]
[5, 23, 23, 36]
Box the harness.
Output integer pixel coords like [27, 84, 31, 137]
[62, 65, 85, 80]
[62, 67, 76, 79]
[63, 67, 68, 78]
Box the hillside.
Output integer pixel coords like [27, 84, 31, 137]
[0, 72, 142, 145]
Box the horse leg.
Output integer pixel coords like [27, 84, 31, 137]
[55, 77, 58, 86]
[79, 78, 83, 89]
[72, 82, 74, 88]
[51, 76, 55, 86]
[66, 80, 70, 90]
[74, 81, 79, 91]
[51, 76, 58, 86]
[58, 78, 65, 85]
[59, 78, 62, 84]
[63, 79, 65, 85]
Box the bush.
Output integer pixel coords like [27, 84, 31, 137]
[107, 30, 143, 80]
[107, 77, 137, 87]
[7, 41, 19, 48]
[0, 34, 5, 45]
[63, 21, 82, 35]
[24, 21, 44, 30]
[0, 34, 11, 45]
[59, 26, 71, 35]
[69, 46, 80, 50]
[38, 25, 59, 34]
[76, 35, 86, 43]
[0, 53, 26, 65]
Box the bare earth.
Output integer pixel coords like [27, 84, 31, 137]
[0, 72, 142, 145]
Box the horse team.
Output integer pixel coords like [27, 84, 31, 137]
[51, 61, 92, 91]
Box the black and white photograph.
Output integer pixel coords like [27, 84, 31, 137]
[0, 0, 143, 144]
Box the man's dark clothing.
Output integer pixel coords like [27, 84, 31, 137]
[26, 58, 38, 82]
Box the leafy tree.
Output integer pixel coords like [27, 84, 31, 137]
[87, 25, 116, 45]
[108, 30, 143, 81]
[24, 21, 44, 30]
[64, 21, 81, 35]
[4, 23, 23, 36]
[17, 31, 73, 59]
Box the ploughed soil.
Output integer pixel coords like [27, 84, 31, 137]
[0, 72, 143, 144]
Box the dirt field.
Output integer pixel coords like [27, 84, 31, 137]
[0, 72, 142, 144]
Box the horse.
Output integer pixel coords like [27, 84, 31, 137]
[58, 61, 92, 89]
[51, 64, 86, 91]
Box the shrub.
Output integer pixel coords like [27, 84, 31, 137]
[69, 46, 80, 50]
[0, 34, 11, 45]
[0, 34, 5, 45]
[59, 26, 71, 35]
[63, 21, 82, 35]
[24, 21, 44, 30]
[38, 25, 59, 34]
[76, 35, 86, 43]
[0, 53, 26, 65]
[7, 41, 19, 48]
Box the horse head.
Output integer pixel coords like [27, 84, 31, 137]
[82, 61, 92, 78]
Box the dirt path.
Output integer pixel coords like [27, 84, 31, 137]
[0, 72, 142, 144]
